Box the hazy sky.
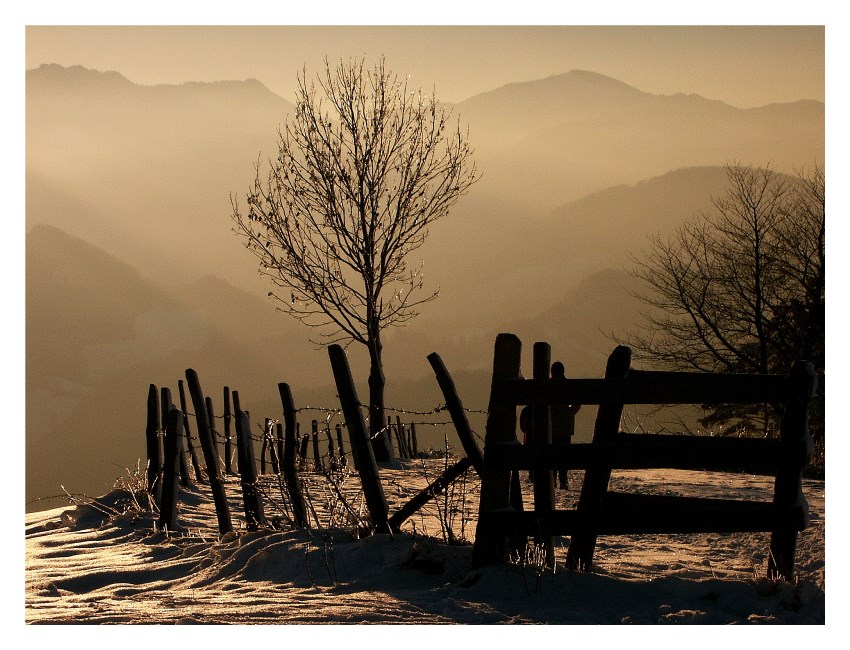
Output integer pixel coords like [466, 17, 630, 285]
[25, 25, 824, 108]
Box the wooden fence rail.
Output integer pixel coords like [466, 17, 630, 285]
[471, 333, 816, 581]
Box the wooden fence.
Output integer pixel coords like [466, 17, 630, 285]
[471, 333, 817, 581]
[145, 346, 483, 538]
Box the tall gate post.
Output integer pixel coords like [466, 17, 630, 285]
[472, 334, 523, 568]
[768, 360, 817, 580]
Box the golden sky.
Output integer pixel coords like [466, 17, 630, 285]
[26, 25, 824, 107]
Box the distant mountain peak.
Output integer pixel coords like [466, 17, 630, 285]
[27, 63, 133, 87]
[27, 63, 284, 102]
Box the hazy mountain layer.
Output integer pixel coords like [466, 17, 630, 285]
[25, 64, 824, 507]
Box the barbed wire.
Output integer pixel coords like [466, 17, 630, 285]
[178, 400, 488, 422]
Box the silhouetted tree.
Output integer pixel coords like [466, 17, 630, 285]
[628, 163, 824, 458]
[231, 56, 477, 460]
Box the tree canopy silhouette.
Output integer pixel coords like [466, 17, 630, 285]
[628, 163, 824, 459]
[231, 56, 477, 460]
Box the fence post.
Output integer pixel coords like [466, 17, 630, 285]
[335, 423, 347, 467]
[328, 344, 390, 533]
[388, 457, 473, 532]
[145, 384, 162, 505]
[160, 386, 189, 488]
[185, 368, 233, 535]
[768, 360, 817, 580]
[205, 396, 222, 475]
[393, 417, 407, 459]
[427, 352, 485, 476]
[223, 387, 234, 475]
[158, 408, 183, 533]
[472, 334, 523, 568]
[233, 402, 265, 531]
[278, 383, 309, 528]
[325, 424, 337, 469]
[531, 342, 556, 567]
[410, 422, 419, 457]
[566, 345, 632, 571]
[260, 419, 269, 475]
[298, 431, 309, 471]
[178, 379, 205, 484]
[309, 420, 321, 471]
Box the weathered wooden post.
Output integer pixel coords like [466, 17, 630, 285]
[410, 422, 419, 457]
[335, 423, 347, 467]
[768, 360, 817, 581]
[158, 408, 183, 533]
[325, 423, 337, 469]
[427, 352, 485, 476]
[260, 420, 269, 475]
[298, 431, 309, 471]
[328, 344, 390, 533]
[472, 334, 523, 568]
[566, 345, 632, 571]
[393, 417, 407, 459]
[276, 422, 285, 469]
[205, 396, 222, 474]
[185, 368, 233, 535]
[532, 342, 556, 568]
[233, 402, 266, 531]
[160, 386, 189, 488]
[178, 380, 204, 483]
[311, 420, 323, 471]
[145, 384, 162, 505]
[223, 386, 235, 475]
[276, 418, 285, 475]
[278, 383, 309, 528]
[388, 457, 474, 532]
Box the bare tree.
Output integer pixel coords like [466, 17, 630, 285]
[627, 163, 824, 455]
[231, 56, 477, 460]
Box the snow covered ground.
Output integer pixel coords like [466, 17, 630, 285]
[25, 459, 825, 628]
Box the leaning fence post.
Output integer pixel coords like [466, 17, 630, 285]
[388, 457, 474, 532]
[472, 334, 523, 568]
[532, 342, 556, 568]
[223, 387, 234, 475]
[158, 408, 183, 533]
[328, 344, 390, 533]
[146, 384, 162, 505]
[278, 383, 309, 528]
[178, 379, 205, 484]
[567, 345, 632, 571]
[233, 402, 265, 531]
[185, 368, 233, 535]
[427, 352, 485, 476]
[768, 360, 817, 581]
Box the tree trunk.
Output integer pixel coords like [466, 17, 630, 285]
[367, 329, 393, 462]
